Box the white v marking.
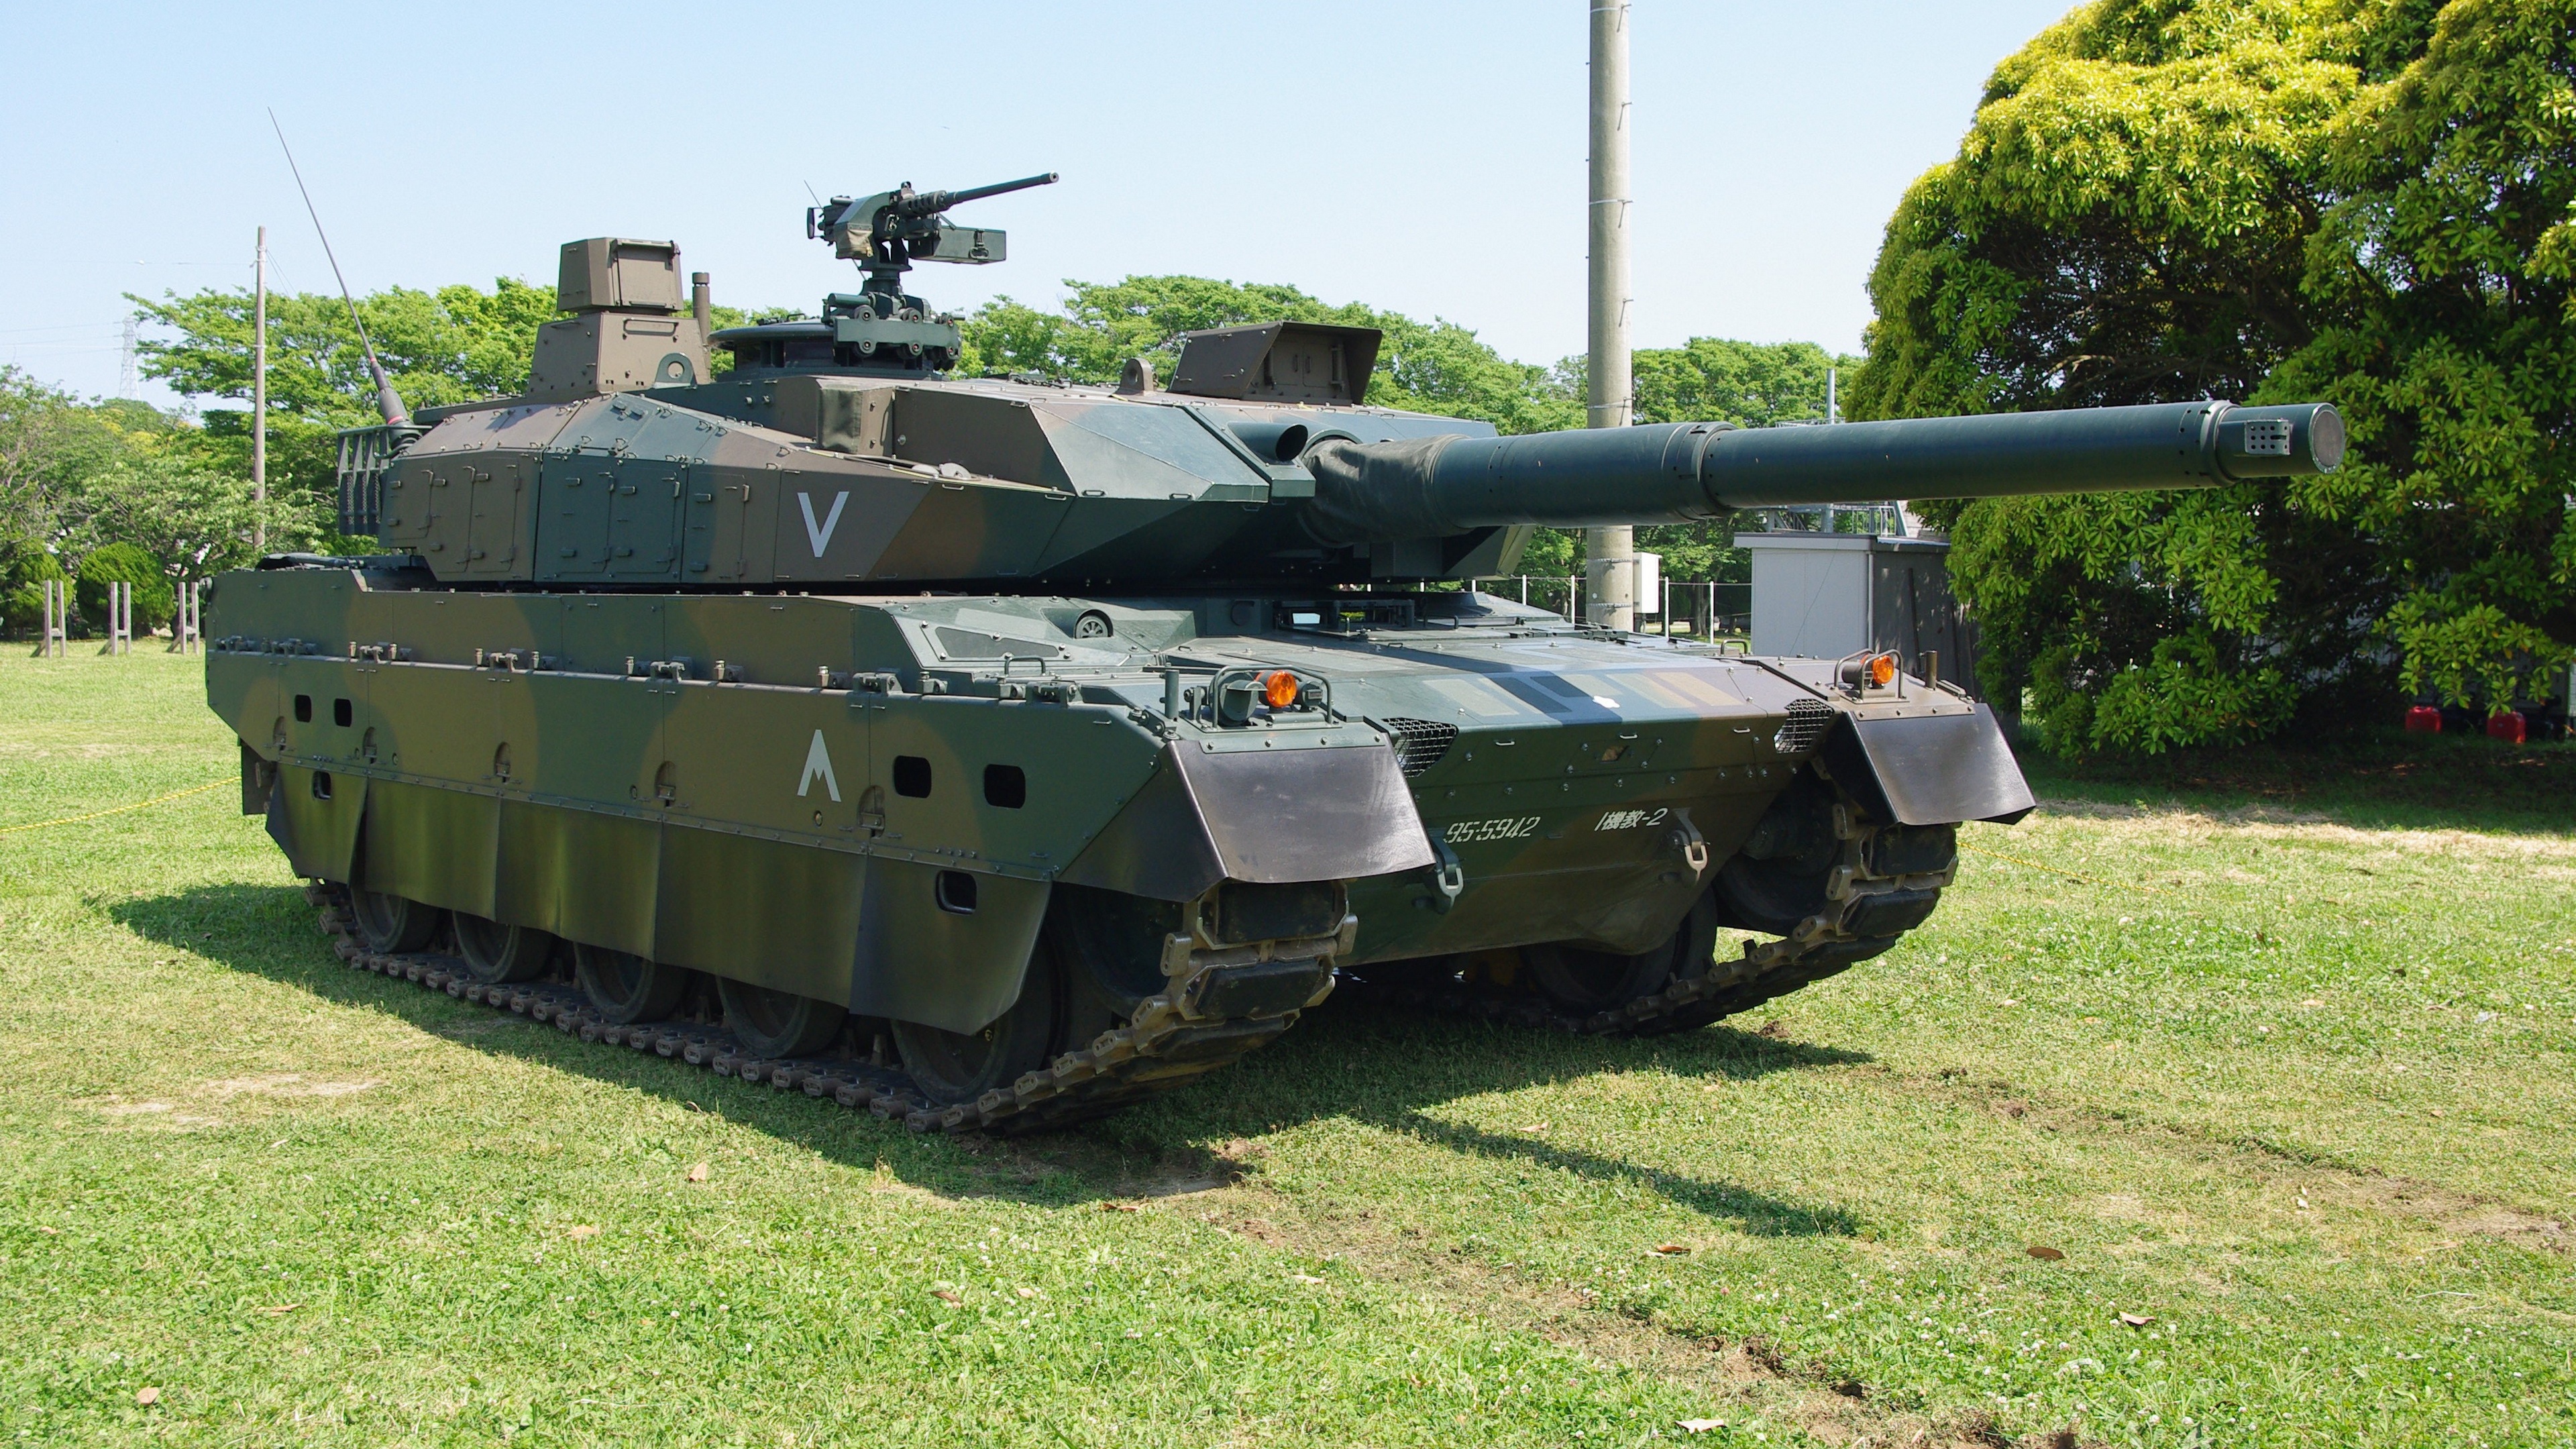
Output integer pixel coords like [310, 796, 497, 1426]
[798, 491, 850, 557]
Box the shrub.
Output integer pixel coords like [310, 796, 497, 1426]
[1, 539, 70, 637]
[74, 541, 172, 633]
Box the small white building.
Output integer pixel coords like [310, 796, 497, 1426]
[1739, 531, 1976, 694]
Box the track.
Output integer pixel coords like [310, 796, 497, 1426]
[309, 774, 1944, 1128]
[308, 885, 1322, 1135]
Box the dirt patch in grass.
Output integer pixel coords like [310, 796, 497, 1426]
[83, 1096, 221, 1130]
[197, 1072, 380, 1100]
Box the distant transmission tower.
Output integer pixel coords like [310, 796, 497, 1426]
[118, 317, 138, 398]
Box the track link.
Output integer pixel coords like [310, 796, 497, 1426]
[308, 887, 1320, 1135]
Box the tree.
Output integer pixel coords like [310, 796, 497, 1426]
[0, 367, 149, 550]
[131, 280, 559, 426]
[1848, 0, 2573, 753]
[60, 455, 269, 580]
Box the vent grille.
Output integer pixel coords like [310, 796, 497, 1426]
[1380, 717, 1459, 777]
[1772, 698, 1833, 755]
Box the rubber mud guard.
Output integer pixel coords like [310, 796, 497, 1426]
[1063, 744, 1432, 902]
[1182, 958, 1335, 1021]
[1819, 704, 2035, 826]
[1841, 886, 1943, 938]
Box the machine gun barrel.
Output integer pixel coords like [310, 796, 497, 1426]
[898, 172, 1059, 218]
[1299, 400, 2343, 542]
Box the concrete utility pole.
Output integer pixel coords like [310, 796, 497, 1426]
[254, 225, 268, 552]
[1585, 0, 1635, 631]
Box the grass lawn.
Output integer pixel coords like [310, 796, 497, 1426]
[1, 649, 2569, 1447]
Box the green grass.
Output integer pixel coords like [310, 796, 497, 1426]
[2, 650, 2569, 1447]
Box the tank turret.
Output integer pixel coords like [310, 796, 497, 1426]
[350, 184, 2341, 589]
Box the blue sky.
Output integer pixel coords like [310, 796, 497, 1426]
[1, 1, 2074, 408]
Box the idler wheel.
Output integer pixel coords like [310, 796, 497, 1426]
[453, 914, 555, 985]
[573, 943, 688, 1024]
[891, 952, 1065, 1107]
[720, 979, 847, 1059]
[349, 887, 440, 954]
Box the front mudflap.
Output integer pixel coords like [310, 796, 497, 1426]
[1817, 704, 2035, 826]
[1060, 739, 1434, 902]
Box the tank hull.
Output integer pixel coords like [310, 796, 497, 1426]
[209, 566, 2025, 1126]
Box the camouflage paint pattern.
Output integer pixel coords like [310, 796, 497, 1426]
[209, 568, 1966, 1032]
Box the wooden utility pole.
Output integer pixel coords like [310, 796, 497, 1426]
[1585, 0, 1635, 631]
[254, 225, 268, 552]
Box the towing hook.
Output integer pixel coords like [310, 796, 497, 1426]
[1426, 837, 1465, 912]
[1666, 818, 1711, 877]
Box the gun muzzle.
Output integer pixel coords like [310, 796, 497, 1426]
[1299, 400, 2341, 542]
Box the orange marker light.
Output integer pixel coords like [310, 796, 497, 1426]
[1868, 653, 1898, 688]
[1263, 670, 1301, 709]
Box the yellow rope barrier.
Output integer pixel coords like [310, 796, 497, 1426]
[1957, 840, 2164, 895]
[0, 778, 233, 837]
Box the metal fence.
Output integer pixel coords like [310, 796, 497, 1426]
[1464, 576, 1748, 637]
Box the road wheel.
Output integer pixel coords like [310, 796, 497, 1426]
[892, 949, 1065, 1106]
[1524, 890, 1720, 1015]
[453, 914, 554, 985]
[720, 979, 847, 1059]
[1715, 771, 1847, 936]
[1522, 941, 1671, 1012]
[572, 943, 688, 1024]
[350, 887, 440, 954]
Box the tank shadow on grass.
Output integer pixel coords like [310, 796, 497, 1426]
[117, 882, 1866, 1236]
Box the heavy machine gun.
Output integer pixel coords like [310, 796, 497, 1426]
[791, 173, 1059, 371]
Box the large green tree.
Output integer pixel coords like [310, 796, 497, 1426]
[133, 280, 561, 426]
[1849, 0, 2573, 752]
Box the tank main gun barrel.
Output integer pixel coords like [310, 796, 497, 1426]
[1299, 400, 2343, 543]
[893, 172, 1059, 219]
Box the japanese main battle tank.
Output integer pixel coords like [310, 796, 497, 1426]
[206, 175, 2344, 1131]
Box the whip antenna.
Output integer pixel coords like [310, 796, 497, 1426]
[269, 109, 408, 425]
